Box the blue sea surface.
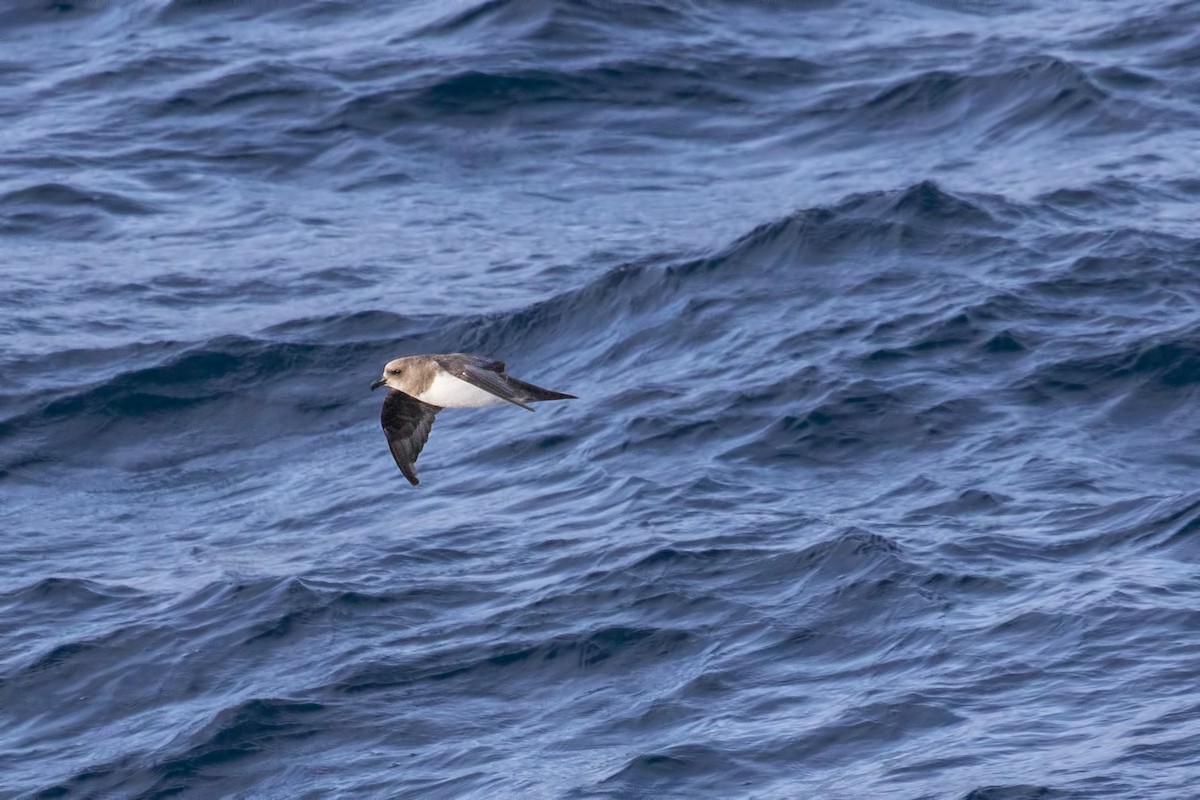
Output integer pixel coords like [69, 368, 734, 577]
[3, 1, 1200, 797]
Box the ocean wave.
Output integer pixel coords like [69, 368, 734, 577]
[0, 181, 155, 239]
[0, 181, 1070, 479]
[151, 697, 328, 784]
[337, 624, 695, 694]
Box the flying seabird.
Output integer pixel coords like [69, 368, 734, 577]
[370, 353, 576, 485]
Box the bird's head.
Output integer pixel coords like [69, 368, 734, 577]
[371, 357, 412, 392]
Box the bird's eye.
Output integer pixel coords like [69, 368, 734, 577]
[389, 368, 402, 376]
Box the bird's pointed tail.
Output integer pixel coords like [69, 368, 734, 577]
[507, 376, 577, 403]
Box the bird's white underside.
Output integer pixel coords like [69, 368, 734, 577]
[416, 372, 506, 408]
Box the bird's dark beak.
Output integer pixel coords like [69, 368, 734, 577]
[370, 378, 386, 391]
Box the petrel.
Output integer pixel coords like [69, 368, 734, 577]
[370, 353, 576, 486]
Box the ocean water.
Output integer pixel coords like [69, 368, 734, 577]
[3, 0, 1200, 797]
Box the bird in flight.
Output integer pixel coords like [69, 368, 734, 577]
[370, 353, 576, 486]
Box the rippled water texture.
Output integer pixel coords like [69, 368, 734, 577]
[3, 1, 1200, 797]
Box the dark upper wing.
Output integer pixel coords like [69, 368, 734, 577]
[432, 353, 535, 411]
[380, 390, 441, 486]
